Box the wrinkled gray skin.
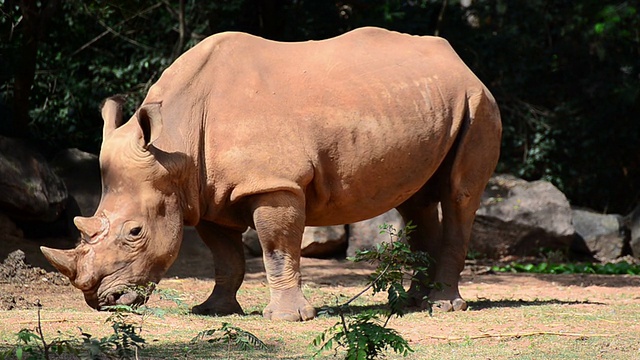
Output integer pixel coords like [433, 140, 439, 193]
[41, 27, 501, 321]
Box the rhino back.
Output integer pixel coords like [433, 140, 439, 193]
[144, 27, 489, 226]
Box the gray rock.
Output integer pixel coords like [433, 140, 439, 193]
[346, 209, 404, 258]
[50, 148, 101, 217]
[627, 204, 640, 258]
[242, 225, 348, 258]
[572, 209, 627, 261]
[301, 225, 347, 258]
[0, 212, 23, 238]
[242, 228, 262, 257]
[471, 174, 575, 258]
[0, 136, 67, 222]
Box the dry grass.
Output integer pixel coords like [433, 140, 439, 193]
[2, 261, 640, 359]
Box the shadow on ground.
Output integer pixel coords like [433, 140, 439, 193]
[468, 298, 606, 310]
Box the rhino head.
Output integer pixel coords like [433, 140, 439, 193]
[41, 96, 187, 310]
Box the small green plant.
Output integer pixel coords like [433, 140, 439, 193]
[0, 283, 186, 360]
[314, 310, 412, 360]
[313, 222, 436, 359]
[192, 322, 268, 353]
[96, 306, 147, 359]
[0, 300, 80, 360]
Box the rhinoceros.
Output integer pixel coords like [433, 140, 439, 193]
[41, 27, 501, 321]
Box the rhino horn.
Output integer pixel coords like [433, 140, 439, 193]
[40, 247, 77, 280]
[74, 216, 109, 243]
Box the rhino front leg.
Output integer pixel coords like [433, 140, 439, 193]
[191, 220, 245, 316]
[251, 191, 315, 321]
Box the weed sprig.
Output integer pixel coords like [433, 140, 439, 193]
[313, 222, 436, 359]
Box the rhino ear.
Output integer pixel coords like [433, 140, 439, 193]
[101, 95, 127, 139]
[136, 102, 163, 148]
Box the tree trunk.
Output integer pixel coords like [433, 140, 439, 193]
[12, 0, 60, 138]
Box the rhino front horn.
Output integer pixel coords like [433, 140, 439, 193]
[40, 247, 77, 280]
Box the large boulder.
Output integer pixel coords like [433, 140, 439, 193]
[346, 209, 404, 258]
[627, 204, 640, 258]
[471, 174, 575, 258]
[242, 225, 348, 258]
[572, 209, 627, 261]
[0, 212, 23, 239]
[242, 228, 262, 257]
[0, 136, 67, 222]
[301, 225, 347, 258]
[50, 148, 101, 217]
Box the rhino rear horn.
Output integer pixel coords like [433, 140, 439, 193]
[74, 216, 109, 243]
[41, 247, 77, 280]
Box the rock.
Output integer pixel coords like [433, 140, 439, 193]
[471, 174, 575, 258]
[572, 208, 627, 261]
[627, 204, 640, 258]
[346, 209, 405, 258]
[242, 228, 262, 257]
[0, 136, 67, 222]
[301, 225, 347, 258]
[243, 225, 348, 258]
[50, 148, 101, 217]
[0, 212, 23, 238]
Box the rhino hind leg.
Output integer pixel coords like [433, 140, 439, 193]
[398, 89, 501, 312]
[191, 221, 245, 316]
[250, 191, 316, 321]
[396, 196, 442, 309]
[397, 166, 480, 312]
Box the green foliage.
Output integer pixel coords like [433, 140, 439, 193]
[192, 322, 268, 352]
[450, 0, 640, 213]
[98, 306, 147, 359]
[492, 261, 640, 275]
[314, 223, 436, 359]
[0, 284, 274, 359]
[0, 283, 189, 360]
[0, 298, 146, 360]
[313, 311, 412, 360]
[349, 222, 434, 316]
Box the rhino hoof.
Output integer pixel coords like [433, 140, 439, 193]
[191, 303, 244, 316]
[263, 305, 316, 321]
[432, 298, 468, 312]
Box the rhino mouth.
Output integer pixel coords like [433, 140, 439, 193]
[96, 285, 153, 310]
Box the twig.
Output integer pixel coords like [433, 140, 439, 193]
[427, 331, 614, 341]
[342, 262, 390, 308]
[434, 0, 448, 37]
[35, 300, 49, 360]
[17, 319, 94, 324]
[71, 2, 163, 57]
[94, 17, 154, 51]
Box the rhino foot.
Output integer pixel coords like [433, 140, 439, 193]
[191, 299, 244, 316]
[432, 298, 468, 312]
[408, 285, 468, 312]
[263, 287, 316, 321]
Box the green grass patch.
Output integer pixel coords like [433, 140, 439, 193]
[491, 261, 640, 275]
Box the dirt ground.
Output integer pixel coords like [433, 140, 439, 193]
[1, 230, 640, 358]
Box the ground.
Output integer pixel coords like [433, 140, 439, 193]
[1, 233, 640, 359]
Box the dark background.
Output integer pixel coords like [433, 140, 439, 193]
[1, 0, 638, 214]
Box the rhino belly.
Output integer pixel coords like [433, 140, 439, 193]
[303, 138, 448, 226]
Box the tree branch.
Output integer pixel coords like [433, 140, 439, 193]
[71, 2, 163, 57]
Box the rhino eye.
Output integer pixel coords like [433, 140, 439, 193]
[129, 226, 142, 237]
